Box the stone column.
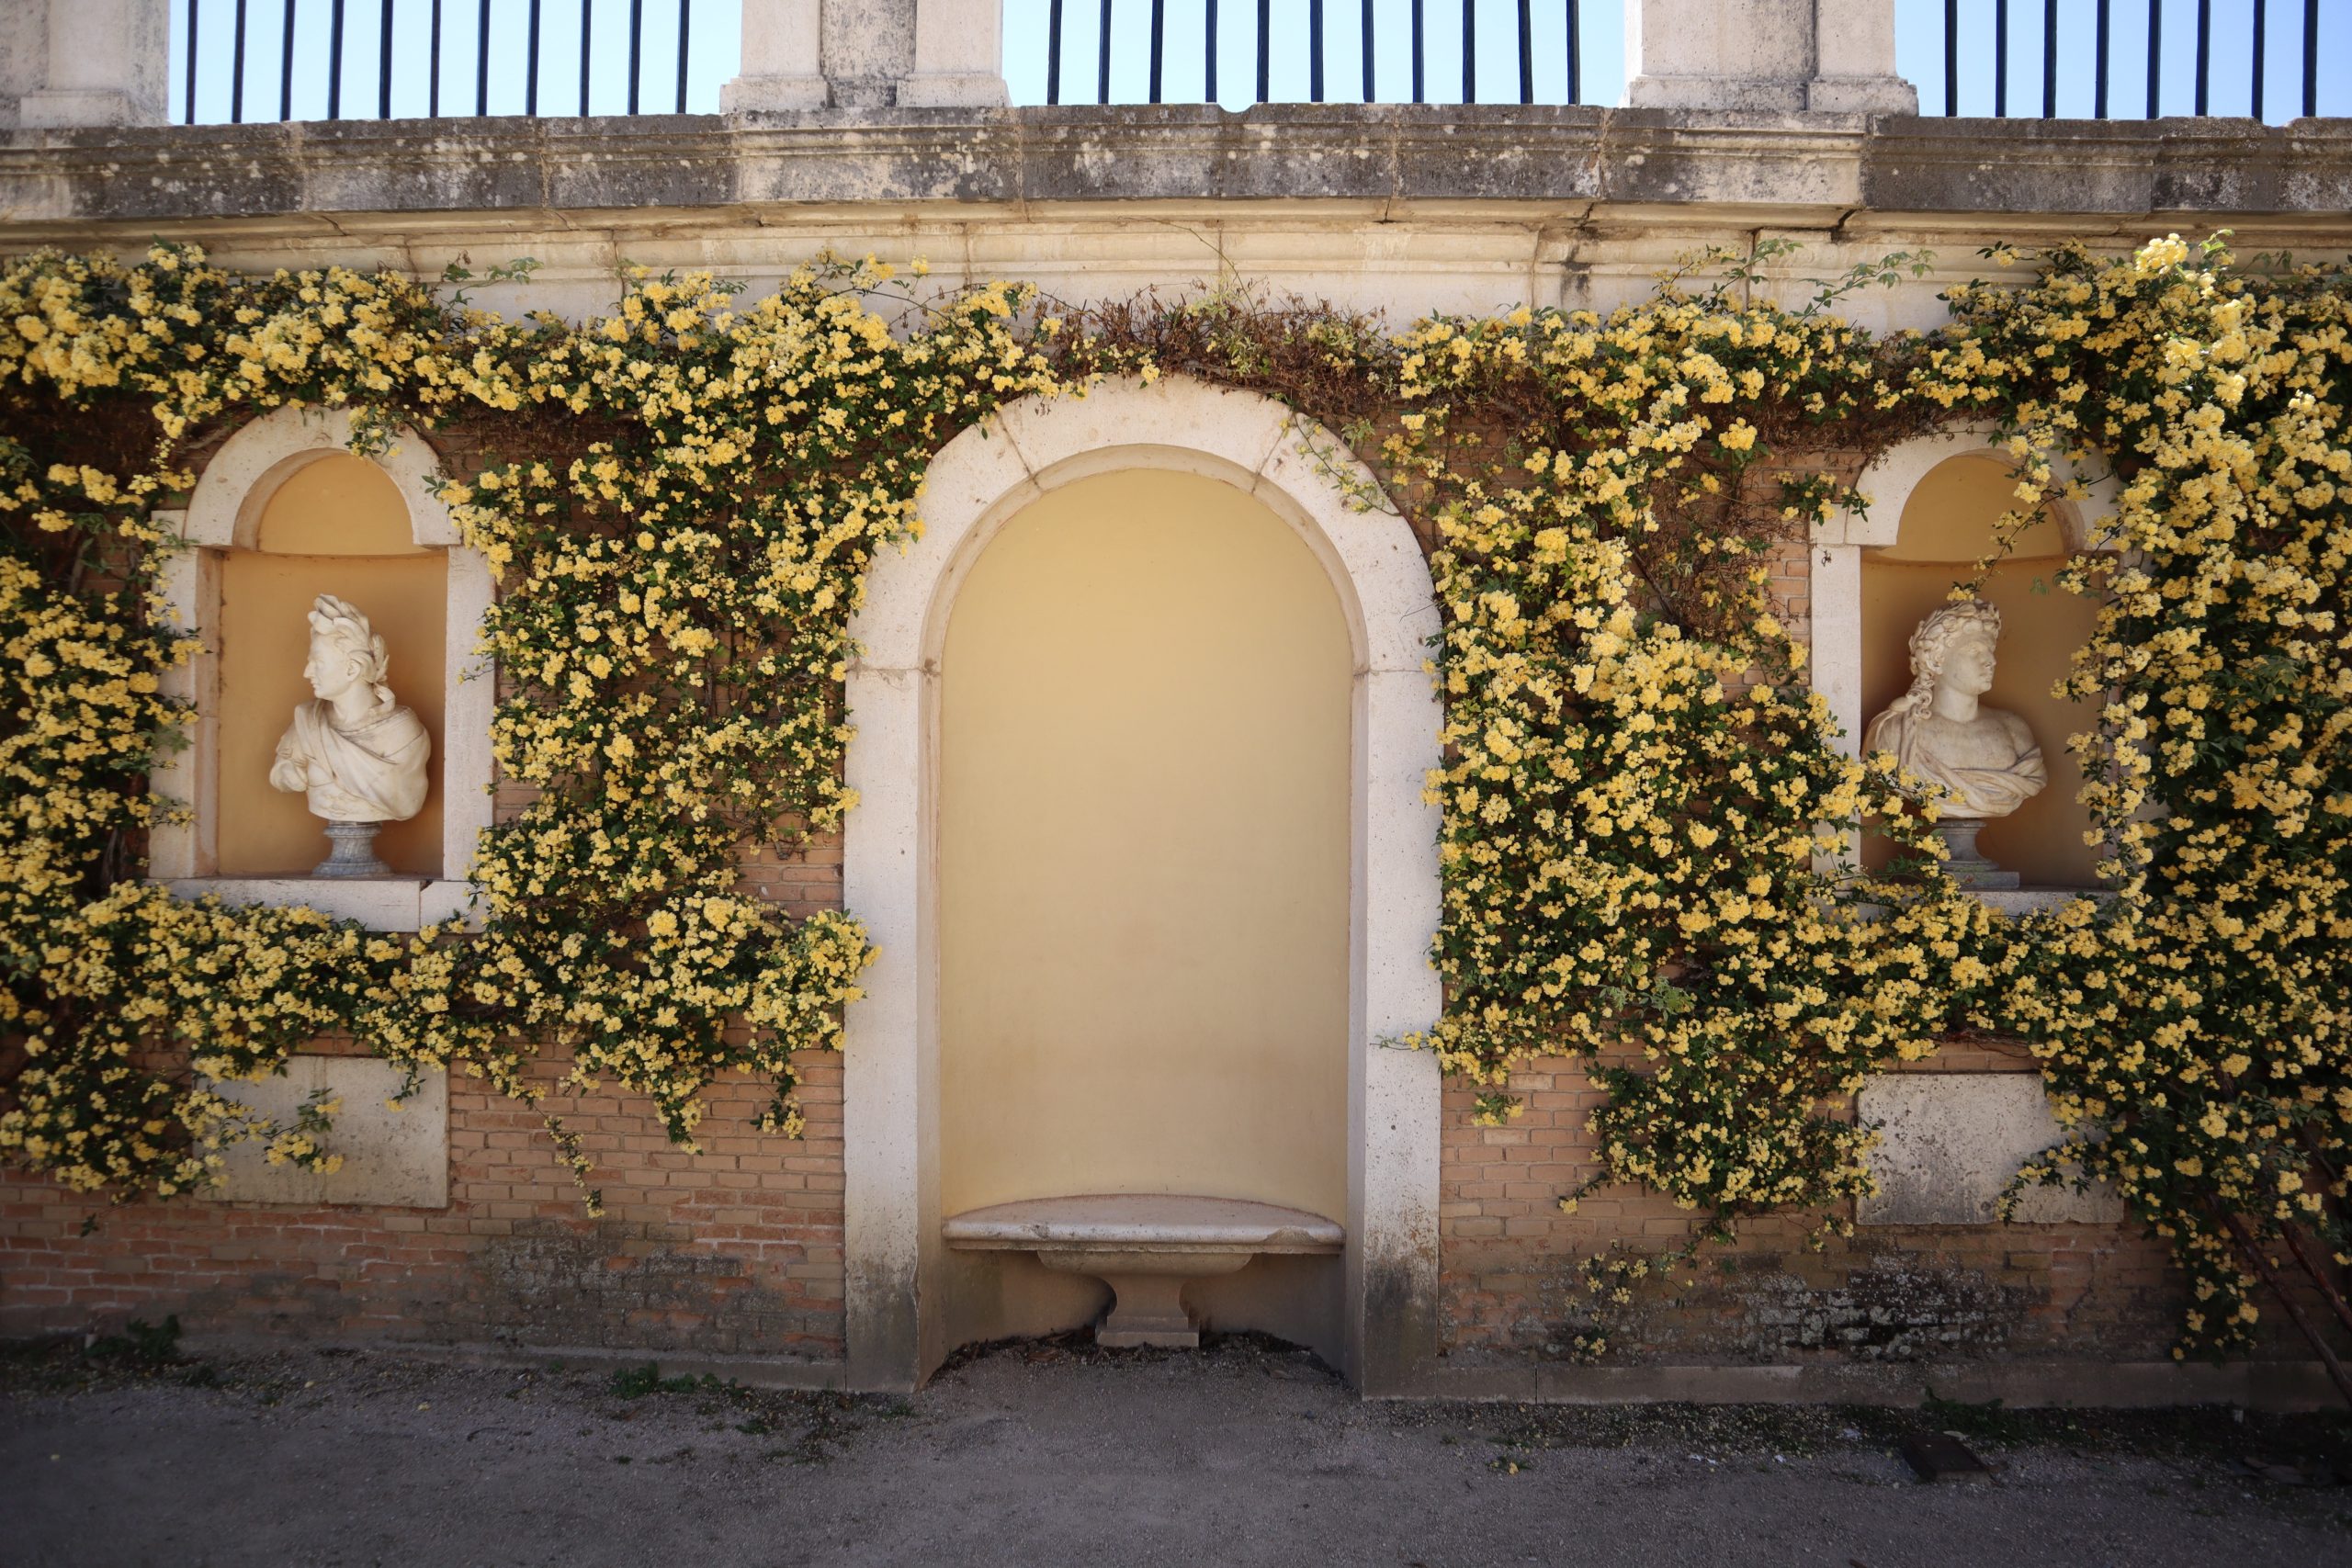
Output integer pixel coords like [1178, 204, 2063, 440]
[720, 0, 830, 111]
[902, 0, 1010, 107]
[722, 0, 1006, 111]
[1, 0, 171, 129]
[1625, 0, 1917, 114]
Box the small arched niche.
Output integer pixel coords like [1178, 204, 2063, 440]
[218, 455, 447, 877]
[1860, 454, 2103, 887]
[151, 408, 492, 930]
[936, 467, 1353, 1357]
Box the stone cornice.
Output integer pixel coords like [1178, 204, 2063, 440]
[0, 107, 2346, 236]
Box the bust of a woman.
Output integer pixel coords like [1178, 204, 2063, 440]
[268, 593, 431, 826]
[1863, 599, 2046, 820]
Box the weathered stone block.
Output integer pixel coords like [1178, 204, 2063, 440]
[1859, 1074, 2120, 1226]
[210, 1056, 449, 1209]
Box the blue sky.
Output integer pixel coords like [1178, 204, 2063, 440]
[172, 0, 2343, 123]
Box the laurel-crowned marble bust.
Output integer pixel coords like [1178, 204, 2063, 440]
[1863, 598, 2047, 820]
[268, 593, 431, 826]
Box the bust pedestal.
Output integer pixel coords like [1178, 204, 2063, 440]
[1931, 818, 2018, 891]
[314, 819, 390, 878]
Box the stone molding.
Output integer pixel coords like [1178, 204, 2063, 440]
[1, 109, 2346, 233]
[842, 378, 1444, 1393]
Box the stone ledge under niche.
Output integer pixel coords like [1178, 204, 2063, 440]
[161, 875, 480, 932]
[1965, 886, 2115, 918]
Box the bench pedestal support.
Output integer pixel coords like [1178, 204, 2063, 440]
[1037, 1247, 1254, 1348]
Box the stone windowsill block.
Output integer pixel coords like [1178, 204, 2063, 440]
[944, 1195, 1345, 1348]
[1859, 1074, 2122, 1227]
[206, 1055, 450, 1209]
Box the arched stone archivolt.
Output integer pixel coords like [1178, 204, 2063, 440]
[150, 406, 493, 931]
[841, 378, 1444, 1393]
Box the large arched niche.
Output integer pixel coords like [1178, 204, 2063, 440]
[151, 407, 493, 931]
[1814, 429, 2121, 893]
[842, 378, 1443, 1393]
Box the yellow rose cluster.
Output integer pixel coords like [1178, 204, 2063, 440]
[1920, 236, 2351, 1378]
[0, 237, 2343, 1393]
[0, 247, 1053, 1213]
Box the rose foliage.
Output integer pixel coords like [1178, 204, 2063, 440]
[0, 237, 2345, 1384]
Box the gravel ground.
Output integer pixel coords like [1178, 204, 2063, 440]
[5, 1333, 2348, 1567]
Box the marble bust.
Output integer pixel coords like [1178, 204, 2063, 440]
[269, 594, 430, 874]
[1864, 599, 2047, 886]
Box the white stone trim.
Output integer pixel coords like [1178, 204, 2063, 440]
[152, 407, 492, 929]
[1819, 426, 2122, 555]
[842, 378, 1444, 1393]
[182, 407, 458, 552]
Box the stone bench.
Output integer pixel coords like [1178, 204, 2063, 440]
[942, 1195, 1345, 1348]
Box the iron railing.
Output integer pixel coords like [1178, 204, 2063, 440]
[172, 0, 708, 123]
[1022, 0, 1606, 106]
[1922, 0, 2331, 119]
[169, 0, 2346, 123]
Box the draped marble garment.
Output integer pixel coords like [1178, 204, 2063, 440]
[273, 699, 431, 823]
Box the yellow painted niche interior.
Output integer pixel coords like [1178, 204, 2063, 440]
[939, 468, 1352, 1231]
[215, 454, 446, 877]
[1861, 455, 2103, 886]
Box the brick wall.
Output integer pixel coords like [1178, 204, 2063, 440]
[0, 783, 855, 1358]
[0, 439, 2252, 1377]
[0, 1051, 847, 1356]
[1438, 1046, 2191, 1367]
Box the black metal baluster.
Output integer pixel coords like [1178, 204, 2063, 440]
[629, 0, 645, 114]
[2253, 0, 2267, 120]
[380, 0, 395, 116]
[2195, 0, 2211, 115]
[1462, 0, 1475, 102]
[1310, 0, 1324, 100]
[1942, 0, 1958, 114]
[1149, 0, 1165, 102]
[526, 0, 542, 115]
[2042, 0, 2057, 117]
[1566, 0, 1580, 104]
[1516, 0, 1532, 103]
[430, 0, 444, 115]
[185, 0, 198, 124]
[230, 0, 249, 122]
[2145, 0, 2160, 118]
[2301, 0, 2317, 118]
[1995, 0, 2008, 116]
[1102, 0, 1116, 104]
[674, 0, 689, 111]
[329, 0, 345, 117]
[1256, 0, 1270, 102]
[2094, 0, 2110, 117]
[581, 0, 593, 114]
[1205, 0, 1218, 102]
[1048, 0, 1065, 104]
[1361, 0, 1374, 100]
[283, 0, 300, 118]
[1411, 0, 1424, 102]
[477, 0, 492, 114]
